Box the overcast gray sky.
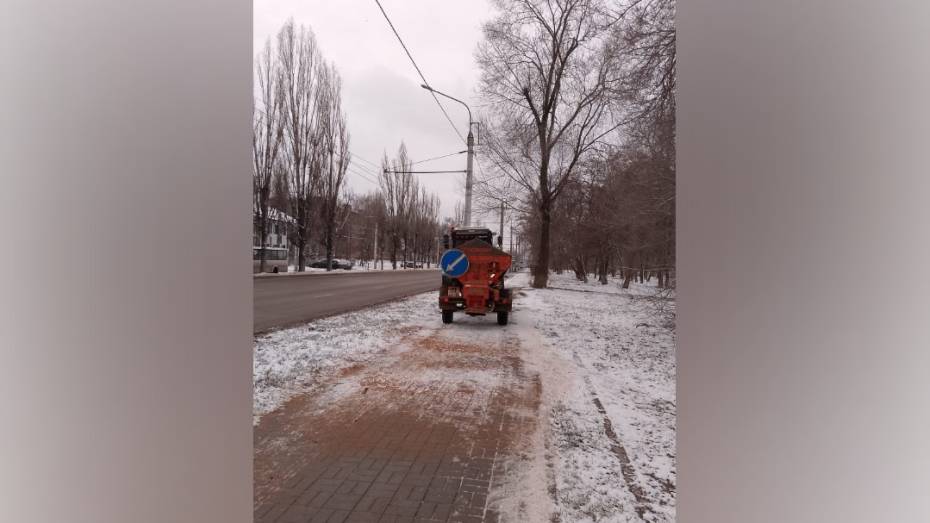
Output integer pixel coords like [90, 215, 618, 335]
[254, 0, 498, 225]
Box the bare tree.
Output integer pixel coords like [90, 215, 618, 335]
[611, 0, 675, 288]
[452, 201, 467, 228]
[343, 192, 386, 265]
[610, 0, 675, 130]
[278, 19, 323, 272]
[258, 17, 427, 277]
[409, 185, 440, 266]
[476, 0, 676, 294]
[379, 143, 415, 269]
[477, 0, 625, 288]
[253, 38, 284, 273]
[316, 64, 350, 271]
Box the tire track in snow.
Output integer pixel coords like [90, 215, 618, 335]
[572, 350, 652, 520]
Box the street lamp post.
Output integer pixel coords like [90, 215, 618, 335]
[420, 84, 474, 227]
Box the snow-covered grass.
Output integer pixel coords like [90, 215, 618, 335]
[517, 271, 677, 522]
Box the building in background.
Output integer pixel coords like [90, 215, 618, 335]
[253, 208, 293, 273]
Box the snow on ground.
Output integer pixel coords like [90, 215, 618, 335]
[267, 260, 434, 274]
[517, 271, 677, 522]
[252, 291, 435, 423]
[252, 269, 676, 520]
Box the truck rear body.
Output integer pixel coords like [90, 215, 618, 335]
[438, 228, 513, 324]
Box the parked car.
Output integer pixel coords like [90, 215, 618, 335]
[333, 259, 353, 270]
[309, 258, 332, 269]
[309, 258, 353, 270]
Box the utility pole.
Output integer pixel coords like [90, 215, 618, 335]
[346, 220, 352, 261]
[510, 220, 514, 254]
[498, 201, 504, 248]
[420, 83, 474, 226]
[465, 129, 474, 226]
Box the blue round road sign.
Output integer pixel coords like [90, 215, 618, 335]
[440, 249, 469, 278]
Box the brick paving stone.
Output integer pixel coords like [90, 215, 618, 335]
[345, 511, 384, 523]
[356, 494, 393, 514]
[383, 501, 422, 518]
[326, 509, 351, 522]
[325, 493, 365, 512]
[295, 488, 331, 509]
[254, 328, 541, 522]
[257, 503, 289, 523]
[278, 503, 315, 523]
[378, 514, 415, 523]
[303, 508, 334, 522]
[431, 503, 453, 521]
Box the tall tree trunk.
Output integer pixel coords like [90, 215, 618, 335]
[532, 204, 551, 288]
[258, 213, 267, 273]
[296, 238, 306, 273]
[325, 228, 334, 271]
[257, 186, 270, 273]
[573, 257, 587, 282]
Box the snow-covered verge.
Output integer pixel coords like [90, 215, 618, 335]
[284, 264, 429, 273]
[252, 263, 435, 275]
[252, 292, 435, 423]
[517, 271, 677, 522]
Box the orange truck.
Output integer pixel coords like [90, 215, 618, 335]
[438, 227, 513, 325]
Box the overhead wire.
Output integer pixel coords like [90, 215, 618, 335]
[372, 0, 467, 144]
[349, 151, 383, 171]
[346, 161, 381, 185]
[410, 150, 467, 166]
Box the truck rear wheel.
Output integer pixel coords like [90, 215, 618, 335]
[442, 310, 453, 324]
[497, 311, 509, 326]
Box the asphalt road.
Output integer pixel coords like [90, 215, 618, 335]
[253, 269, 439, 333]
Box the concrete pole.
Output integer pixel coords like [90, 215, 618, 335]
[510, 220, 514, 254]
[498, 201, 505, 248]
[465, 128, 474, 227]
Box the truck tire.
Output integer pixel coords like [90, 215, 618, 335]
[442, 310, 454, 324]
[497, 311, 509, 326]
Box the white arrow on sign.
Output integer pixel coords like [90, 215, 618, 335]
[446, 253, 467, 272]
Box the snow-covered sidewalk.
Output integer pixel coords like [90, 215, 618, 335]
[252, 270, 676, 521]
[519, 272, 676, 522]
[252, 291, 436, 419]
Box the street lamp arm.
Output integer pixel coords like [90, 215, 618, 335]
[419, 83, 475, 227]
[421, 84, 472, 125]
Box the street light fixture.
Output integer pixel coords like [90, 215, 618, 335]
[421, 84, 475, 227]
